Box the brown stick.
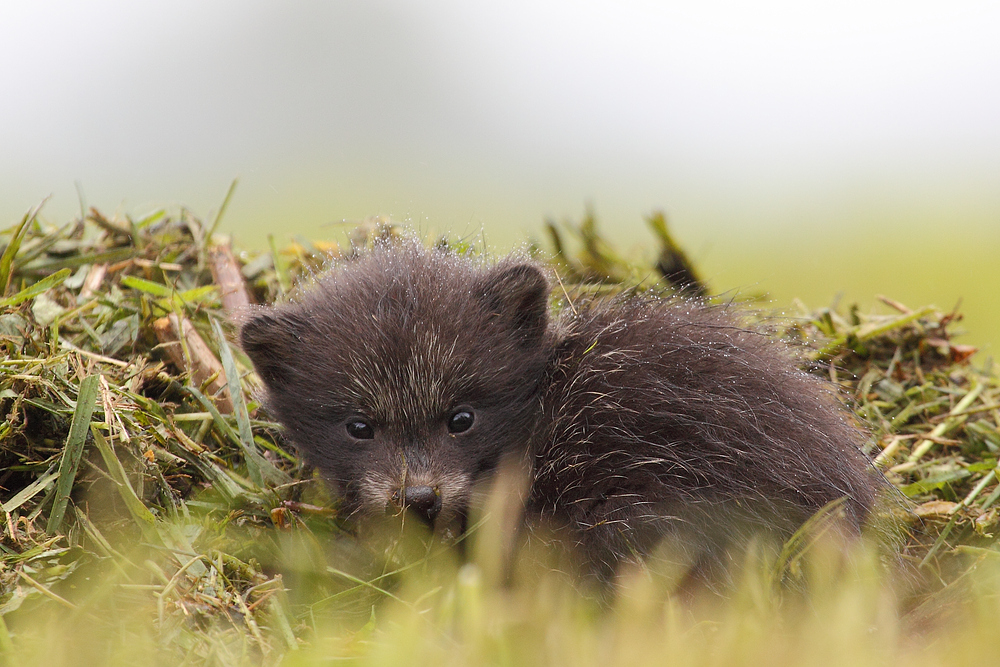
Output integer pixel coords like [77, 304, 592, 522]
[153, 314, 233, 413]
[208, 243, 253, 314]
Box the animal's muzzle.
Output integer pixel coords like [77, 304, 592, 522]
[389, 485, 442, 526]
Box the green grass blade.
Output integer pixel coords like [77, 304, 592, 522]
[90, 426, 161, 544]
[132, 207, 165, 231]
[268, 234, 291, 295]
[177, 284, 218, 303]
[0, 205, 40, 294]
[207, 178, 238, 241]
[211, 319, 254, 452]
[214, 317, 289, 487]
[1, 466, 59, 514]
[10, 221, 74, 266]
[17, 247, 135, 275]
[120, 275, 174, 298]
[0, 268, 71, 309]
[46, 373, 101, 534]
[268, 584, 299, 651]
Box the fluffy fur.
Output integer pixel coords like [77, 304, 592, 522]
[241, 241, 883, 582]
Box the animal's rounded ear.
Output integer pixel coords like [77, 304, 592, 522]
[239, 309, 306, 388]
[477, 263, 550, 345]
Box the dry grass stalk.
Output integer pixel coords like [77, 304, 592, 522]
[208, 242, 254, 313]
[79, 262, 107, 299]
[153, 313, 233, 412]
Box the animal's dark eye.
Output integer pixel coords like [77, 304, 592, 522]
[448, 410, 475, 434]
[346, 419, 374, 440]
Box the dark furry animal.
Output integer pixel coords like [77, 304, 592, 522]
[241, 241, 883, 582]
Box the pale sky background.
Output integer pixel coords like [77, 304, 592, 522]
[2, 1, 998, 348]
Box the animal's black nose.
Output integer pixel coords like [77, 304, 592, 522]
[399, 485, 441, 525]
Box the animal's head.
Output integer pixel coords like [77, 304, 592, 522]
[240, 242, 551, 539]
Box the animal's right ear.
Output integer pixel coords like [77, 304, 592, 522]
[477, 263, 550, 345]
[239, 309, 305, 389]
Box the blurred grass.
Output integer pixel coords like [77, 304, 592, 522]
[1, 202, 999, 666]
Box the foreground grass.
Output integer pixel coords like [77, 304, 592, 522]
[1, 202, 999, 665]
[7, 528, 1000, 666]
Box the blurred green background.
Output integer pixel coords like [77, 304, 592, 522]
[3, 1, 998, 354]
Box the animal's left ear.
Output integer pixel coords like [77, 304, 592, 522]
[239, 308, 307, 389]
[477, 263, 550, 345]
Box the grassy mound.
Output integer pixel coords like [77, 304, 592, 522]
[1, 203, 999, 665]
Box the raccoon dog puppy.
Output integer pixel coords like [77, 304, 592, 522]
[241, 241, 883, 583]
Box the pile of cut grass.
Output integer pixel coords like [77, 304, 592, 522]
[1, 203, 998, 665]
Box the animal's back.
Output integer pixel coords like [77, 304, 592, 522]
[529, 297, 879, 578]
